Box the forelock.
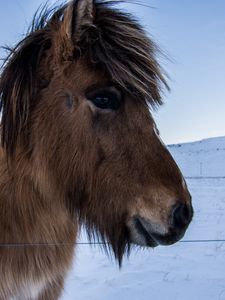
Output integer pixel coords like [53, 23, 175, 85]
[77, 1, 168, 107]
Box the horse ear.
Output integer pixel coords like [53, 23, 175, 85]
[60, 0, 94, 54]
[73, 0, 94, 40]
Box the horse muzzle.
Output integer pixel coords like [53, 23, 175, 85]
[127, 202, 193, 247]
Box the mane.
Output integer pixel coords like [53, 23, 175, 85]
[0, 0, 168, 157]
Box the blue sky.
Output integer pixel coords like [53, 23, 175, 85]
[0, 0, 224, 144]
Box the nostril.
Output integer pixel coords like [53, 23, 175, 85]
[172, 203, 193, 229]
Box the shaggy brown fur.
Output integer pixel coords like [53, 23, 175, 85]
[0, 1, 193, 299]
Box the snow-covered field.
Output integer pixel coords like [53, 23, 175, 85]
[168, 136, 225, 178]
[62, 137, 225, 300]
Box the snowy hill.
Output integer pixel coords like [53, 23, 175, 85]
[168, 136, 225, 177]
[62, 136, 225, 300]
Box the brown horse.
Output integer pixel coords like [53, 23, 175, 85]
[0, 0, 193, 299]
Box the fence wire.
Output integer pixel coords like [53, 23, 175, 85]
[0, 239, 225, 247]
[0, 176, 223, 248]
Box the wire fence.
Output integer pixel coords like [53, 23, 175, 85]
[185, 176, 225, 179]
[178, 161, 225, 179]
[1, 239, 225, 247]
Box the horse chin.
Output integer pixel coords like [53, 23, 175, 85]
[129, 229, 159, 248]
[126, 215, 158, 248]
[127, 222, 158, 248]
[127, 216, 186, 248]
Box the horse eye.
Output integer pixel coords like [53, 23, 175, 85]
[86, 87, 122, 110]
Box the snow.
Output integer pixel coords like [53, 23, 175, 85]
[168, 136, 225, 177]
[61, 136, 225, 300]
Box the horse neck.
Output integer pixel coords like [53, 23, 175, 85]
[0, 148, 77, 244]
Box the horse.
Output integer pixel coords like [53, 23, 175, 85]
[0, 0, 193, 299]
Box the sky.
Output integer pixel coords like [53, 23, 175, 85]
[0, 0, 225, 144]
